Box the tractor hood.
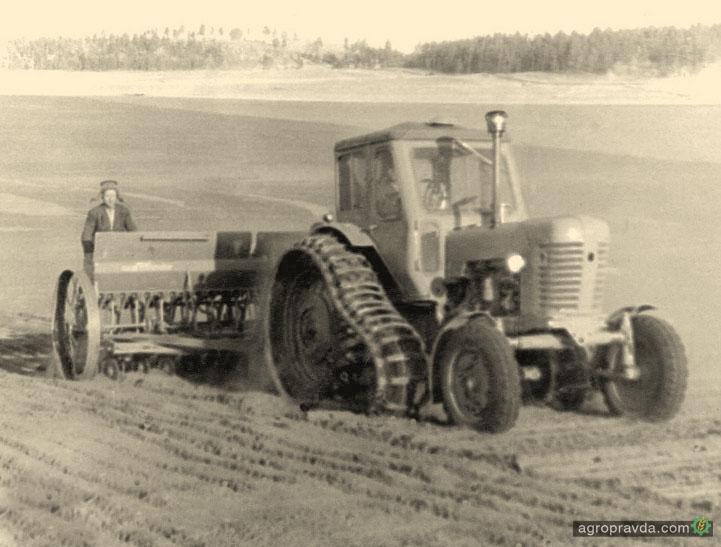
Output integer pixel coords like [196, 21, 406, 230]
[445, 215, 610, 276]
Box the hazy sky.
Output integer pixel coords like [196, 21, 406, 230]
[4, 0, 721, 52]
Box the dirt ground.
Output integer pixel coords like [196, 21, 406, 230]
[0, 91, 718, 545]
[0, 315, 718, 546]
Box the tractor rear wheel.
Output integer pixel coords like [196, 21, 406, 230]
[439, 319, 521, 433]
[51, 270, 100, 380]
[601, 315, 687, 421]
[268, 234, 426, 415]
[270, 248, 352, 403]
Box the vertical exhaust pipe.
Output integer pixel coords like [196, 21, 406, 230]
[484, 110, 508, 229]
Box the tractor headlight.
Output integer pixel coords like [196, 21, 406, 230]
[470, 254, 525, 274]
[466, 255, 524, 316]
[506, 254, 526, 274]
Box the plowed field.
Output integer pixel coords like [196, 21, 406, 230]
[0, 313, 717, 546]
[0, 95, 718, 545]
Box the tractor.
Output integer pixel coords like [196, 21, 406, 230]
[51, 111, 687, 434]
[266, 111, 687, 432]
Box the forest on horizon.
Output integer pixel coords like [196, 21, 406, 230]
[3, 23, 721, 76]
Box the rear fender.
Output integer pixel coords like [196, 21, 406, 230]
[311, 221, 375, 248]
[429, 311, 496, 403]
[311, 222, 401, 297]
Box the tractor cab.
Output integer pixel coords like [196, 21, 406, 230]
[333, 117, 527, 300]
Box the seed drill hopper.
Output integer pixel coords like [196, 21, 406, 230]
[51, 230, 302, 379]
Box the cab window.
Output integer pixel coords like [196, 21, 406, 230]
[372, 146, 402, 220]
[338, 150, 367, 211]
[411, 143, 516, 217]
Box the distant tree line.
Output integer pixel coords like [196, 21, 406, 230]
[2, 26, 405, 71]
[304, 38, 406, 68]
[6, 28, 290, 70]
[405, 25, 721, 75]
[3, 24, 721, 75]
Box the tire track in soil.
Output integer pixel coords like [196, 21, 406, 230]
[0, 325, 714, 545]
[14, 376, 672, 525]
[0, 372, 688, 541]
[0, 429, 205, 546]
[294, 392, 721, 511]
[0, 380, 270, 545]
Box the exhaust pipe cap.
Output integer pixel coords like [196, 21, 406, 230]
[485, 110, 508, 135]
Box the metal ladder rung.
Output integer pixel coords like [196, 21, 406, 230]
[332, 265, 375, 275]
[365, 320, 413, 332]
[352, 306, 397, 317]
[384, 354, 409, 364]
[377, 334, 405, 345]
[368, 324, 417, 337]
[387, 376, 410, 386]
[341, 283, 383, 292]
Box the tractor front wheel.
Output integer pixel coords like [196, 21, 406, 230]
[439, 319, 521, 433]
[601, 315, 687, 421]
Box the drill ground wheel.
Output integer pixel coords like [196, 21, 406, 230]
[439, 319, 521, 433]
[601, 315, 687, 422]
[51, 270, 101, 380]
[268, 234, 426, 415]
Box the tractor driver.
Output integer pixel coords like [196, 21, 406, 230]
[374, 147, 402, 219]
[81, 180, 137, 272]
[423, 147, 451, 211]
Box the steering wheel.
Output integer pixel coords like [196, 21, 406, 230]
[421, 178, 449, 211]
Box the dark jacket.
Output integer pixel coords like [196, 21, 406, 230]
[81, 203, 137, 253]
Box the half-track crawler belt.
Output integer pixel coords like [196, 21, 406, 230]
[298, 234, 426, 414]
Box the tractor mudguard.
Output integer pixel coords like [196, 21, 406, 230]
[310, 221, 376, 248]
[311, 221, 403, 297]
[606, 305, 656, 328]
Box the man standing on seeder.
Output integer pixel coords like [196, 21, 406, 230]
[81, 180, 137, 273]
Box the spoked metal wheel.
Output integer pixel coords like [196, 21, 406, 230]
[293, 276, 336, 378]
[439, 319, 521, 433]
[52, 270, 101, 380]
[274, 255, 344, 401]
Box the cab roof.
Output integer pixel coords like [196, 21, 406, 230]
[334, 121, 500, 152]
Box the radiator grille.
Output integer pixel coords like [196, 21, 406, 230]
[536, 241, 608, 315]
[592, 242, 609, 311]
[538, 242, 585, 312]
